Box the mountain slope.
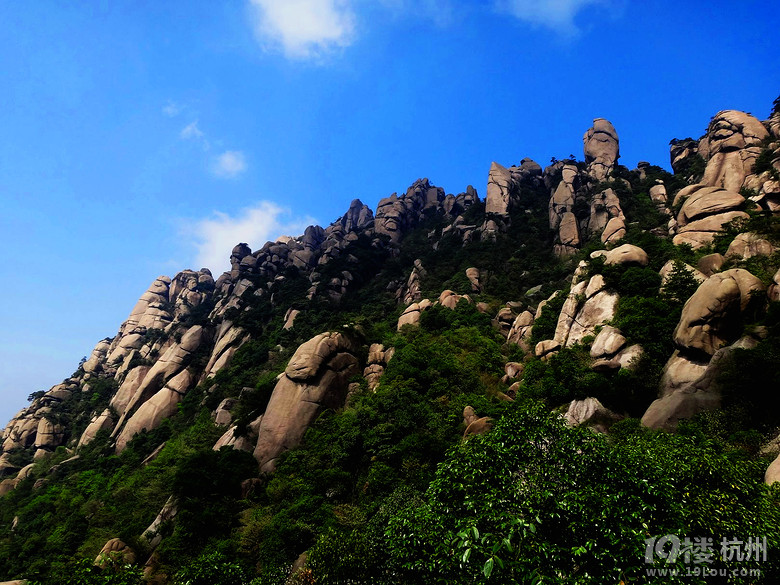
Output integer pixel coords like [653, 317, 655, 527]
[1, 99, 780, 584]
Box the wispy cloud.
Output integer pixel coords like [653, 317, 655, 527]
[248, 0, 356, 59]
[184, 202, 317, 272]
[211, 150, 247, 179]
[162, 101, 182, 117]
[180, 121, 205, 141]
[496, 0, 605, 36]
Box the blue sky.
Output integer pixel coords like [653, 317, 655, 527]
[0, 0, 777, 425]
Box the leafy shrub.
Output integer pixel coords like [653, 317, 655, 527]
[386, 401, 780, 584]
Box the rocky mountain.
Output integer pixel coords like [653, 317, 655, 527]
[1, 98, 780, 584]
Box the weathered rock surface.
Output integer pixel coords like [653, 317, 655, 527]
[673, 269, 764, 356]
[699, 110, 769, 191]
[766, 455, 780, 485]
[142, 496, 178, 550]
[584, 118, 619, 181]
[725, 232, 776, 260]
[253, 332, 361, 472]
[506, 310, 534, 346]
[363, 343, 394, 391]
[463, 417, 493, 438]
[659, 260, 706, 295]
[589, 325, 626, 359]
[642, 344, 738, 431]
[658, 351, 709, 398]
[486, 162, 514, 215]
[213, 415, 263, 453]
[553, 276, 619, 348]
[671, 184, 747, 249]
[115, 368, 194, 453]
[95, 538, 136, 568]
[697, 253, 725, 276]
[564, 398, 623, 433]
[77, 409, 115, 448]
[397, 299, 432, 330]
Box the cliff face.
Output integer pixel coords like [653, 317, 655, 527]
[2, 100, 780, 582]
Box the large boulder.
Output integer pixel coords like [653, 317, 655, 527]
[592, 244, 649, 267]
[94, 538, 136, 568]
[672, 183, 747, 249]
[642, 344, 736, 431]
[112, 325, 204, 438]
[564, 398, 623, 433]
[657, 351, 709, 398]
[641, 387, 721, 432]
[673, 269, 764, 356]
[253, 332, 361, 472]
[583, 118, 619, 181]
[554, 275, 619, 348]
[115, 369, 194, 452]
[725, 232, 776, 260]
[485, 162, 514, 215]
[766, 455, 780, 485]
[699, 110, 769, 191]
[590, 325, 626, 359]
[77, 409, 115, 448]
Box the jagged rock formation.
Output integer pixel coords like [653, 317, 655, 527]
[545, 119, 626, 255]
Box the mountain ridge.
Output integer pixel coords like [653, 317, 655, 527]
[1, 99, 780, 583]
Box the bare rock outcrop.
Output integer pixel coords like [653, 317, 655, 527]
[766, 454, 780, 485]
[506, 310, 534, 346]
[699, 110, 769, 192]
[77, 409, 115, 448]
[115, 368, 195, 453]
[584, 118, 619, 181]
[213, 415, 264, 453]
[485, 162, 514, 215]
[564, 398, 623, 433]
[671, 184, 747, 249]
[95, 538, 136, 568]
[673, 269, 764, 357]
[642, 344, 740, 431]
[142, 496, 178, 550]
[253, 332, 362, 472]
[396, 299, 432, 330]
[725, 232, 776, 260]
[363, 343, 394, 391]
[553, 275, 619, 348]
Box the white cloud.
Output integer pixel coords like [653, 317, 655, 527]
[162, 101, 182, 117]
[180, 121, 205, 140]
[186, 202, 317, 273]
[497, 0, 604, 35]
[211, 150, 247, 179]
[249, 0, 356, 59]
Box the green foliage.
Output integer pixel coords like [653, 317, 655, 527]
[716, 332, 780, 433]
[386, 401, 780, 584]
[173, 550, 251, 585]
[28, 558, 143, 585]
[753, 144, 779, 180]
[660, 260, 701, 304]
[528, 290, 566, 345]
